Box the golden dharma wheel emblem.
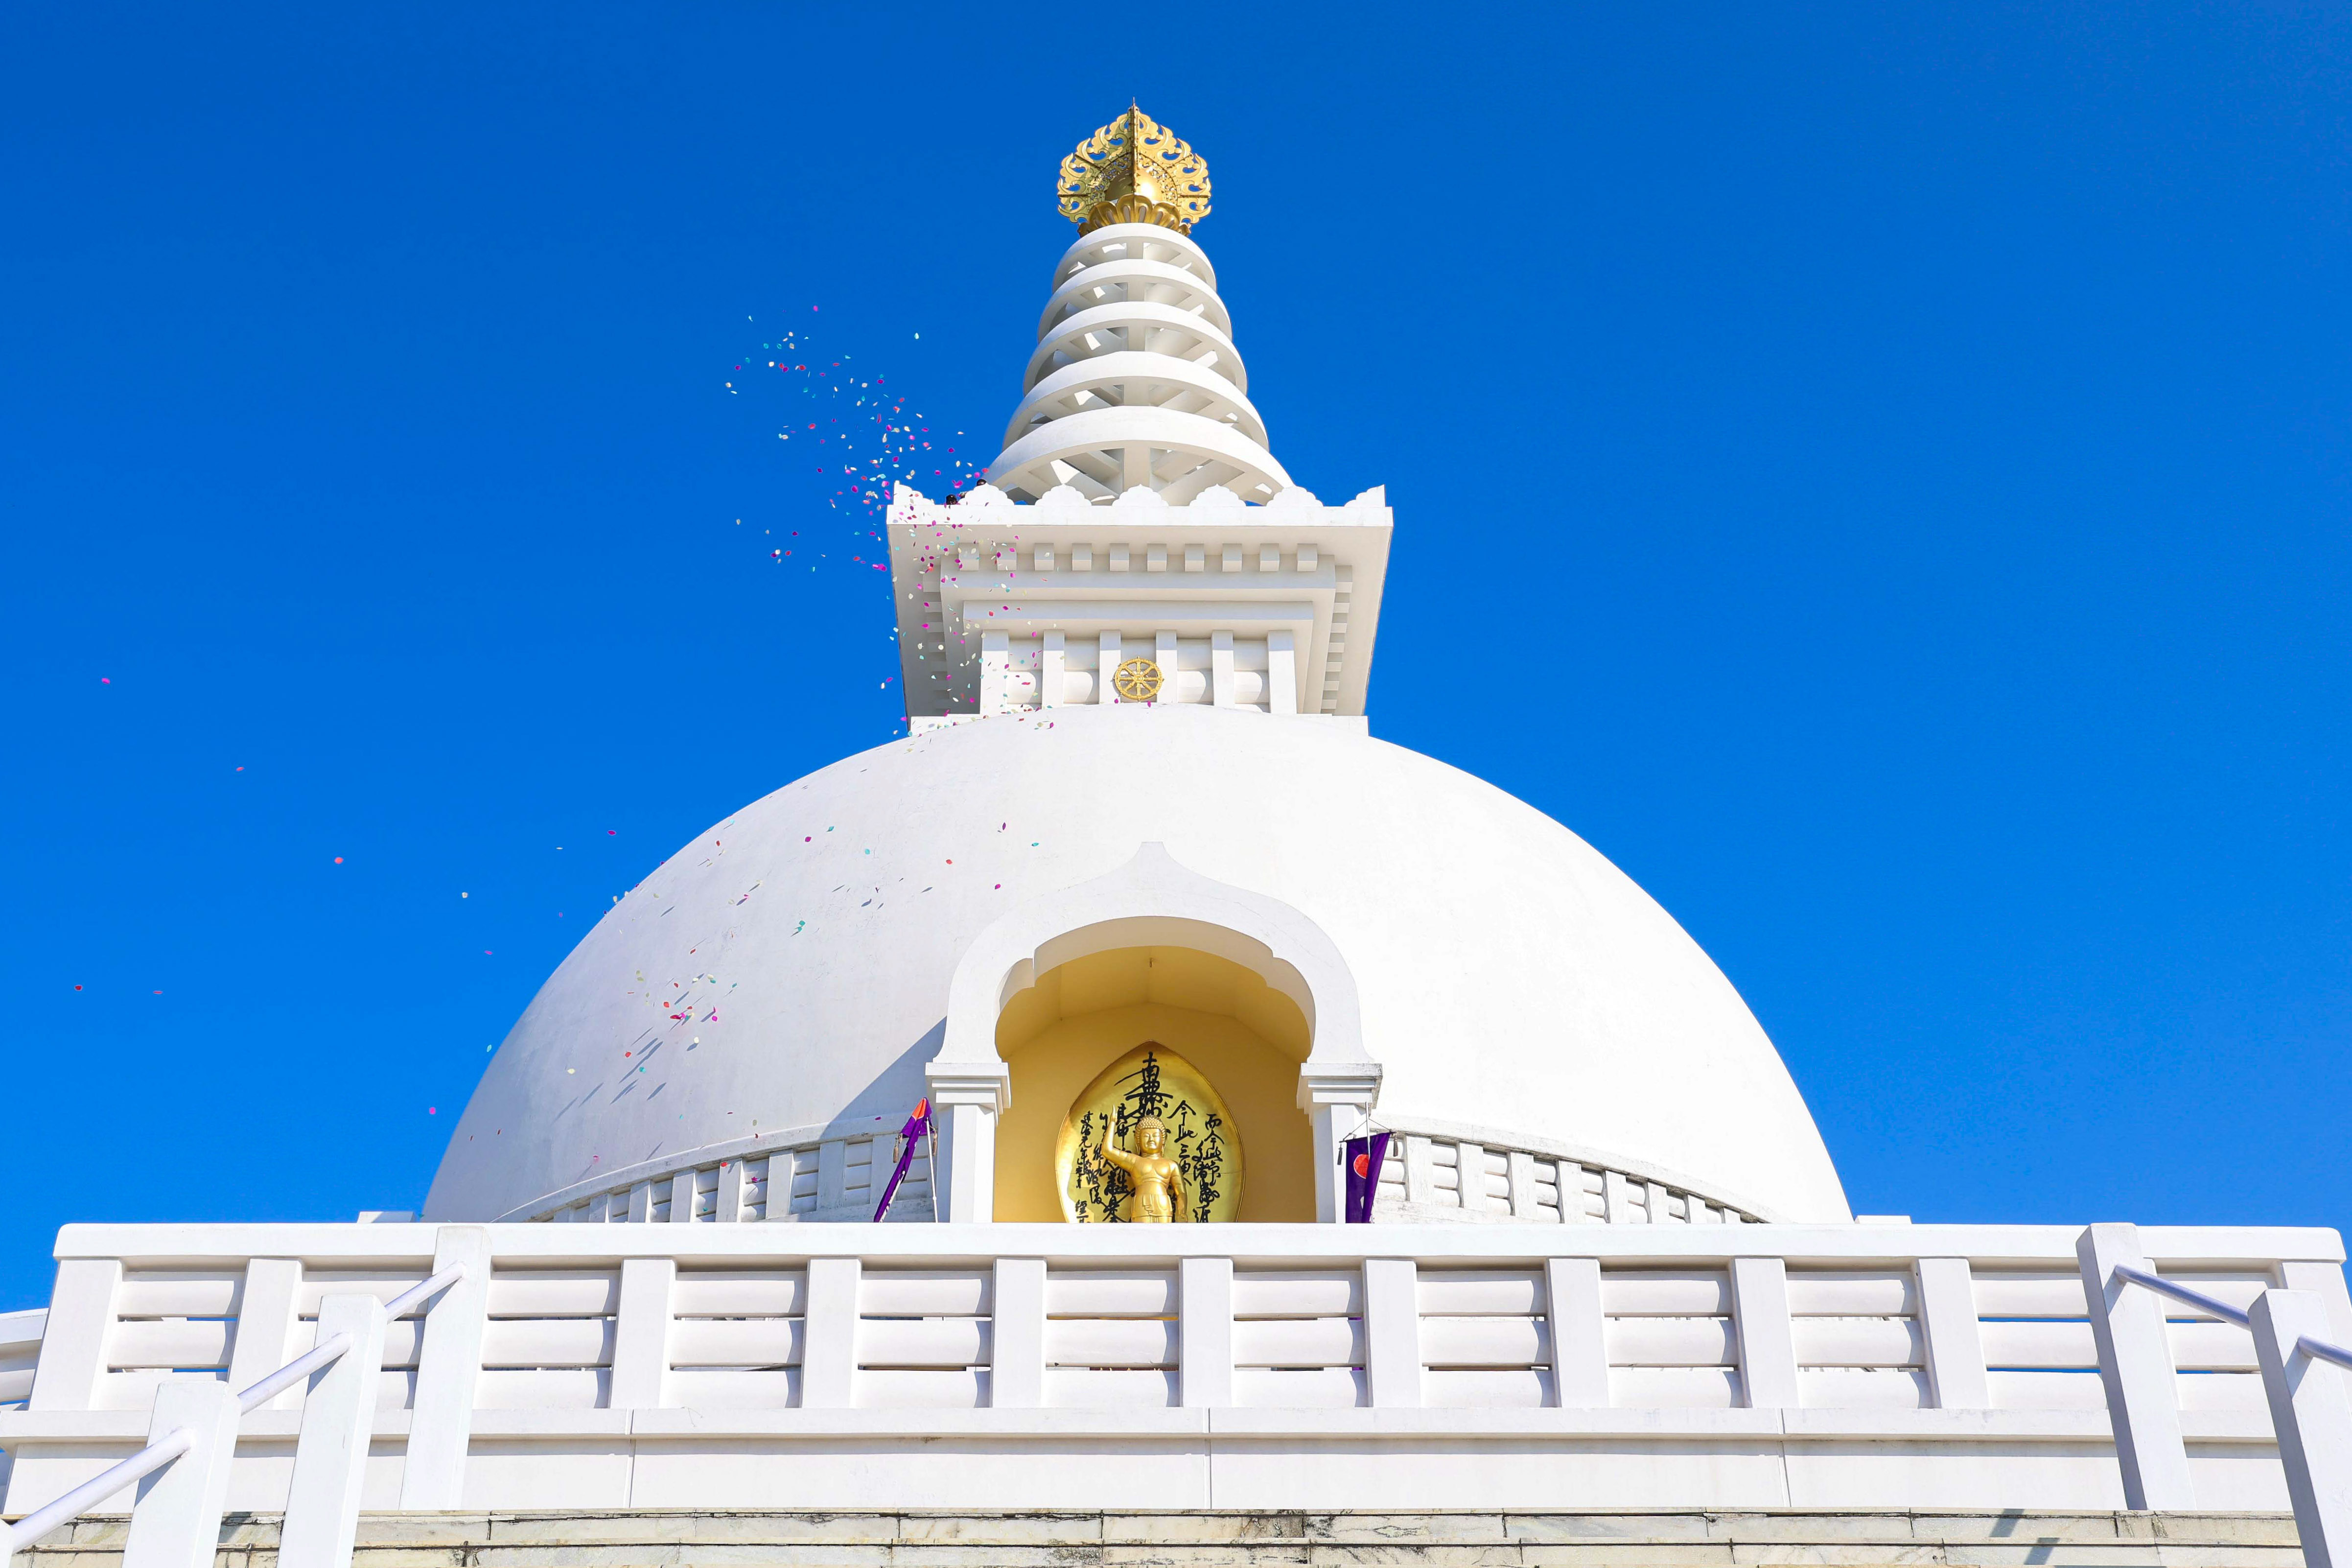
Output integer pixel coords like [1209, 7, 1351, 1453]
[1112, 656, 1164, 702]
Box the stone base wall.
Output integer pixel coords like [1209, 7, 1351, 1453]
[6, 1510, 2307, 1568]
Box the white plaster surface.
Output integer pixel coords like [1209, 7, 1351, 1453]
[423, 704, 1851, 1225]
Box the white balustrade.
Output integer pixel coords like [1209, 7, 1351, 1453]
[1, 1264, 465, 1568]
[2082, 1224, 2352, 1568]
[509, 1116, 933, 1225]
[506, 1116, 1756, 1231]
[1, 1222, 2348, 1550]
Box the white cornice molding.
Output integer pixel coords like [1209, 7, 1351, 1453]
[887, 484, 1391, 719]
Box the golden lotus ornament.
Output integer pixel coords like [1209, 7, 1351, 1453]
[1054, 1044, 1243, 1223]
[1058, 104, 1211, 235]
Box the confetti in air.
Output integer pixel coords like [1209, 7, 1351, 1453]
[729, 316, 986, 737]
[727, 316, 983, 563]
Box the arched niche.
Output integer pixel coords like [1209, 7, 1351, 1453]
[926, 843, 1381, 1222]
[993, 944, 1316, 1222]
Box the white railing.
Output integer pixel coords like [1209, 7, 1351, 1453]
[504, 1115, 1757, 1229]
[2079, 1223, 2352, 1568]
[1, 1220, 2347, 1540]
[506, 1115, 933, 1224]
[0, 1264, 466, 1568]
[1368, 1122, 1766, 1224]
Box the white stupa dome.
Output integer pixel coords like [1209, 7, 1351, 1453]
[425, 703, 1850, 1225]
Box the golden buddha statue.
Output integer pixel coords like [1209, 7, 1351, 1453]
[1053, 1044, 1242, 1223]
[1097, 1115, 1189, 1223]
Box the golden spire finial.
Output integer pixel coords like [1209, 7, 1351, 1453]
[1057, 104, 1211, 234]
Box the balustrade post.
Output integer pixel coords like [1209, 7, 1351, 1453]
[1505, 1152, 1542, 1220]
[800, 1258, 860, 1408]
[1544, 1257, 1608, 1408]
[1557, 1163, 1596, 1225]
[397, 1227, 490, 1510]
[279, 1293, 388, 1568]
[1457, 1144, 1493, 1217]
[1601, 1170, 1636, 1224]
[1363, 1258, 1421, 1408]
[2076, 1222, 2194, 1510]
[224, 1260, 304, 1412]
[759, 1154, 792, 1222]
[2250, 1288, 2352, 1568]
[1916, 1257, 1990, 1410]
[1179, 1256, 1234, 1408]
[1728, 1256, 1799, 1409]
[608, 1259, 676, 1409]
[717, 1158, 750, 1223]
[815, 1140, 849, 1214]
[27, 1259, 120, 1412]
[120, 1381, 239, 1568]
[989, 1259, 1045, 1409]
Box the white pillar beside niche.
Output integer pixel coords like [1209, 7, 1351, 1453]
[1296, 1062, 1382, 1223]
[926, 1061, 1010, 1221]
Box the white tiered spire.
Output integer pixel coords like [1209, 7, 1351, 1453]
[899, 109, 1389, 726]
[987, 223, 1288, 504]
[986, 107, 1287, 506]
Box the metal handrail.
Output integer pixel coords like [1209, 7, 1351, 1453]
[2111, 1264, 2255, 1326]
[2112, 1262, 2352, 1373]
[1, 1264, 465, 1555]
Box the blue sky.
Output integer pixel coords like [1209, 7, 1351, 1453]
[2, 3, 2347, 1310]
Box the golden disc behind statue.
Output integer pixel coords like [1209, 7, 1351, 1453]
[1054, 1043, 1242, 1222]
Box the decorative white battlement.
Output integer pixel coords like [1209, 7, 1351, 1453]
[888, 481, 1391, 720]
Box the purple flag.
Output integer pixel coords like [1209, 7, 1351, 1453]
[1343, 1131, 1390, 1223]
[872, 1098, 933, 1222]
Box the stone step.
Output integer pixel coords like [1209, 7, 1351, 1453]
[10, 1512, 2306, 1568]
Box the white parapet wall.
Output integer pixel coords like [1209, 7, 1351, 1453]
[1, 1221, 2347, 1516]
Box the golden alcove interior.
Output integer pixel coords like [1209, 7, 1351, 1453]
[992, 944, 1315, 1221]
